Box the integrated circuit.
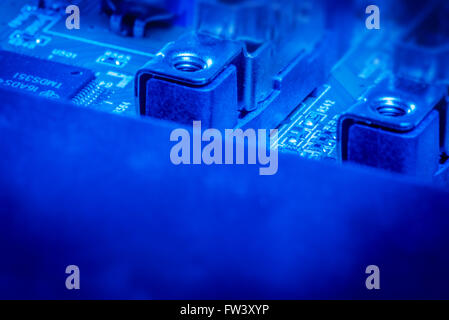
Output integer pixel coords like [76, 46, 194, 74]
[0, 50, 94, 101]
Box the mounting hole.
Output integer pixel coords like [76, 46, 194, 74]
[172, 53, 208, 72]
[373, 97, 415, 117]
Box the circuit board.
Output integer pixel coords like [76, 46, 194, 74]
[0, 0, 446, 166]
[2, 0, 449, 301]
[272, 18, 415, 161]
[0, 1, 185, 117]
[0, 0, 373, 159]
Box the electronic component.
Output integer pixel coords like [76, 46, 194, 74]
[136, 0, 352, 129]
[338, 77, 448, 182]
[101, 0, 174, 37]
[96, 51, 131, 68]
[9, 30, 51, 49]
[0, 50, 95, 101]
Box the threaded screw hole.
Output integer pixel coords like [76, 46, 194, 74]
[373, 98, 415, 117]
[172, 53, 207, 72]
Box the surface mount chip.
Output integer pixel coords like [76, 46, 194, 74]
[0, 50, 95, 101]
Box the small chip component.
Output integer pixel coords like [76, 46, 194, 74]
[0, 50, 95, 101]
[96, 51, 130, 68]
